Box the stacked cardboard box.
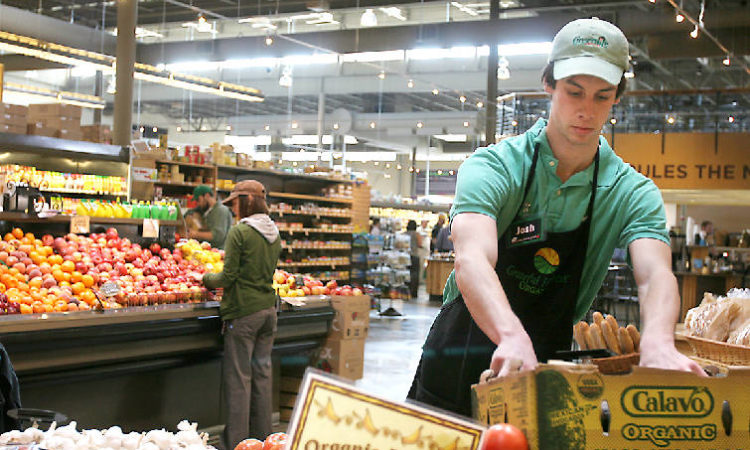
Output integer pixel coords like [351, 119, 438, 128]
[278, 376, 303, 422]
[315, 295, 370, 380]
[81, 124, 112, 144]
[0, 103, 28, 134]
[27, 104, 83, 140]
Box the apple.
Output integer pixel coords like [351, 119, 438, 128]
[106, 227, 119, 240]
[302, 286, 311, 296]
[42, 234, 54, 246]
[150, 243, 161, 254]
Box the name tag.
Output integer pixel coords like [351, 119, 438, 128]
[507, 216, 544, 247]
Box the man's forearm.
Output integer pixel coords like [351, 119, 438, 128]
[454, 255, 525, 345]
[638, 267, 680, 344]
[191, 230, 213, 242]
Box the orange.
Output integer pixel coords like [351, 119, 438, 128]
[24, 232, 35, 241]
[61, 260, 75, 273]
[81, 274, 94, 288]
[53, 301, 68, 312]
[4, 233, 13, 242]
[62, 272, 71, 283]
[29, 277, 42, 289]
[8, 267, 19, 277]
[80, 290, 96, 305]
[39, 262, 52, 274]
[0, 284, 5, 294]
[43, 303, 53, 313]
[11, 228, 23, 240]
[58, 280, 71, 288]
[70, 271, 83, 283]
[29, 251, 44, 265]
[67, 302, 79, 312]
[78, 301, 91, 311]
[71, 282, 85, 295]
[48, 255, 63, 266]
[19, 303, 32, 314]
[32, 302, 45, 314]
[52, 269, 66, 282]
[41, 246, 53, 257]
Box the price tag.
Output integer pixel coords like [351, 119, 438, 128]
[132, 167, 157, 182]
[304, 230, 309, 237]
[70, 215, 90, 234]
[286, 370, 484, 449]
[99, 281, 121, 298]
[143, 218, 160, 238]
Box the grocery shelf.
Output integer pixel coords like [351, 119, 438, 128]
[0, 132, 127, 162]
[278, 228, 354, 235]
[154, 159, 214, 170]
[283, 245, 352, 250]
[41, 188, 128, 197]
[269, 192, 353, 204]
[278, 261, 350, 268]
[154, 180, 202, 188]
[370, 200, 450, 213]
[0, 212, 180, 227]
[270, 209, 353, 219]
[216, 165, 353, 184]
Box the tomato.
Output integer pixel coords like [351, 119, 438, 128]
[234, 438, 264, 450]
[481, 423, 529, 450]
[264, 432, 287, 450]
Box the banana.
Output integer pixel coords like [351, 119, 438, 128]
[361, 409, 380, 436]
[401, 425, 423, 445]
[441, 437, 459, 450]
[324, 398, 341, 424]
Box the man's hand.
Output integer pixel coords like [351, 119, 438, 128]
[630, 238, 707, 377]
[639, 334, 706, 376]
[489, 329, 538, 377]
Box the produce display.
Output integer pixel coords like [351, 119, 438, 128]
[273, 269, 362, 297]
[176, 239, 224, 274]
[234, 432, 287, 450]
[1, 164, 127, 195]
[685, 288, 750, 346]
[480, 423, 529, 450]
[67, 199, 180, 220]
[573, 311, 641, 354]
[0, 420, 216, 449]
[0, 227, 220, 316]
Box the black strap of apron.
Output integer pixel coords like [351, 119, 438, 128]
[519, 143, 600, 220]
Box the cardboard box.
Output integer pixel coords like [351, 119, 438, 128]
[0, 103, 28, 116]
[26, 123, 57, 137]
[0, 113, 27, 128]
[31, 116, 81, 130]
[57, 128, 83, 141]
[28, 103, 82, 119]
[280, 376, 303, 394]
[0, 123, 26, 134]
[81, 124, 112, 143]
[472, 363, 750, 449]
[329, 295, 370, 340]
[315, 337, 365, 380]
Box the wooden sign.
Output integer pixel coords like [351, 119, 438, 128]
[70, 215, 90, 234]
[132, 167, 157, 182]
[142, 219, 159, 238]
[613, 132, 750, 190]
[286, 369, 485, 449]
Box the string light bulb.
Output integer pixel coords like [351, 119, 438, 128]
[690, 26, 699, 39]
[377, 71, 386, 80]
[333, 123, 340, 130]
[648, 0, 656, 3]
[675, 13, 684, 23]
[476, 101, 484, 108]
[723, 56, 731, 66]
[264, 124, 270, 131]
[610, 118, 617, 125]
[396, 164, 402, 170]
[369, 121, 376, 129]
[176, 126, 182, 132]
[265, 35, 274, 46]
[432, 88, 439, 95]
[728, 116, 735, 123]
[459, 95, 467, 103]
[416, 121, 424, 128]
[407, 79, 414, 88]
[463, 121, 470, 127]
[667, 116, 676, 124]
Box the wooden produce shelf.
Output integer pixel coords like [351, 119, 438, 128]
[154, 159, 215, 170]
[154, 180, 203, 188]
[216, 165, 353, 184]
[278, 228, 354, 235]
[41, 188, 128, 197]
[269, 192, 353, 204]
[278, 261, 350, 268]
[271, 209, 352, 219]
[283, 245, 352, 251]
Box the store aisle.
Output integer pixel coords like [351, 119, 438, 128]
[354, 288, 442, 402]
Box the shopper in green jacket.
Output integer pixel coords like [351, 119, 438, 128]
[202, 179, 281, 449]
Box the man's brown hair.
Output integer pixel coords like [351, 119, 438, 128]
[541, 62, 627, 98]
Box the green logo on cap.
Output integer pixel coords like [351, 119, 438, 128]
[572, 36, 609, 48]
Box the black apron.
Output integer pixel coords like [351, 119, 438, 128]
[407, 143, 599, 417]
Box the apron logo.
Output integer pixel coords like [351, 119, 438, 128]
[534, 248, 560, 274]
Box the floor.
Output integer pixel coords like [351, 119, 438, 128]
[354, 286, 442, 402]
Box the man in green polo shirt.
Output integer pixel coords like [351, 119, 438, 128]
[188, 185, 233, 249]
[407, 17, 704, 417]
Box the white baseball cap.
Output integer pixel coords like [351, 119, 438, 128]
[549, 17, 630, 86]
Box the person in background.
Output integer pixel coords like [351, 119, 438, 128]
[201, 180, 282, 449]
[435, 220, 454, 253]
[370, 218, 382, 236]
[188, 185, 233, 250]
[430, 214, 446, 252]
[406, 220, 424, 299]
[418, 219, 432, 280]
[694, 221, 715, 246]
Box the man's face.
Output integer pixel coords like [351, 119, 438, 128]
[198, 193, 210, 210]
[545, 75, 620, 149]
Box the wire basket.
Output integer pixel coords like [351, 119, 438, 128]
[590, 352, 640, 374]
[685, 335, 750, 366]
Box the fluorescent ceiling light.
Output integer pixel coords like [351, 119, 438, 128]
[451, 2, 479, 16]
[360, 9, 378, 27]
[379, 7, 407, 21]
[416, 153, 469, 161]
[341, 152, 397, 162]
[112, 27, 164, 39]
[477, 42, 553, 57]
[221, 58, 279, 69]
[4, 81, 105, 109]
[305, 12, 339, 25]
[433, 134, 468, 142]
[71, 66, 97, 78]
[281, 151, 322, 161]
[182, 17, 217, 35]
[237, 17, 278, 31]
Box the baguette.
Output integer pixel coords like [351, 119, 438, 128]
[574, 321, 589, 350]
[618, 326, 635, 354]
[592, 311, 604, 327]
[626, 324, 641, 352]
[581, 322, 595, 350]
[588, 323, 606, 350]
[601, 321, 621, 355]
[605, 314, 619, 334]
